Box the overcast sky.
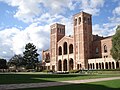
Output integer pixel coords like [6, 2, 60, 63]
[0, 0, 120, 60]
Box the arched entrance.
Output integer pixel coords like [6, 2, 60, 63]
[58, 60, 62, 71]
[90, 63, 92, 69]
[99, 63, 101, 69]
[69, 58, 74, 70]
[116, 61, 119, 68]
[63, 59, 67, 71]
[109, 62, 111, 69]
[96, 63, 98, 69]
[105, 62, 108, 69]
[112, 62, 115, 69]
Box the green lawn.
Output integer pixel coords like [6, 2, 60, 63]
[0, 72, 120, 84]
[23, 79, 120, 90]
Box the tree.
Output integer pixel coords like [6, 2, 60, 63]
[111, 25, 120, 61]
[23, 43, 39, 69]
[8, 54, 23, 69]
[0, 58, 7, 71]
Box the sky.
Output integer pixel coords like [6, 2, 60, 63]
[0, 0, 120, 60]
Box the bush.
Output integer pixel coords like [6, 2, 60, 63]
[69, 70, 80, 73]
[42, 70, 53, 73]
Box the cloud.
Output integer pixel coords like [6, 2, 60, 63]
[0, 0, 76, 23]
[0, 0, 105, 23]
[0, 12, 73, 60]
[93, 24, 116, 36]
[14, 0, 42, 23]
[0, 0, 42, 23]
[113, 5, 120, 16]
[79, 0, 105, 15]
[11, 23, 50, 55]
[0, 28, 20, 59]
[92, 1, 120, 37]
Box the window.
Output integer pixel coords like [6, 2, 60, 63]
[88, 18, 90, 24]
[74, 19, 77, 26]
[84, 17, 87, 23]
[104, 45, 107, 53]
[60, 28, 61, 33]
[79, 17, 81, 24]
[63, 42, 67, 54]
[45, 53, 50, 63]
[62, 29, 64, 34]
[59, 46, 62, 55]
[69, 44, 73, 54]
[96, 47, 99, 54]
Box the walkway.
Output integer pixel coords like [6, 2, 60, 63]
[0, 77, 120, 90]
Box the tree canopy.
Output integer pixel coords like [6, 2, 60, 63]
[111, 25, 120, 61]
[0, 58, 7, 69]
[8, 54, 23, 69]
[23, 43, 39, 69]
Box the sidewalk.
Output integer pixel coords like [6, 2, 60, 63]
[0, 77, 120, 90]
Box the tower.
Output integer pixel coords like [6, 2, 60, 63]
[50, 23, 65, 71]
[73, 12, 92, 69]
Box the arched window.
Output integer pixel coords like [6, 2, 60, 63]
[104, 45, 107, 53]
[69, 44, 73, 54]
[63, 42, 67, 54]
[79, 17, 81, 24]
[74, 19, 77, 26]
[59, 46, 62, 55]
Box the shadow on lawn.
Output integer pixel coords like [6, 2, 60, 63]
[24, 83, 120, 90]
[0, 73, 86, 84]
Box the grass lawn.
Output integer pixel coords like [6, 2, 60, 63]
[23, 79, 120, 90]
[0, 72, 120, 84]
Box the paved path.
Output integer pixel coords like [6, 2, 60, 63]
[0, 77, 120, 90]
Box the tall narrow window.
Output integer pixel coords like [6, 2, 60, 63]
[88, 18, 90, 24]
[59, 46, 62, 55]
[74, 19, 77, 26]
[69, 44, 73, 54]
[84, 17, 87, 23]
[63, 42, 67, 54]
[104, 45, 107, 53]
[96, 47, 99, 54]
[79, 17, 81, 24]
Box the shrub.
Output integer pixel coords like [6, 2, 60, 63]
[69, 70, 80, 73]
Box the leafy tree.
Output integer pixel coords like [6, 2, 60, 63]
[0, 58, 7, 70]
[8, 54, 23, 69]
[111, 25, 120, 61]
[23, 43, 39, 69]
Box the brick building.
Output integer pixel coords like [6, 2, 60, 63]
[42, 11, 120, 71]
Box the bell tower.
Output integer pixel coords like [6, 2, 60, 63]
[73, 12, 92, 69]
[50, 23, 65, 71]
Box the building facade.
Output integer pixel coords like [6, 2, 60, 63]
[42, 11, 120, 71]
